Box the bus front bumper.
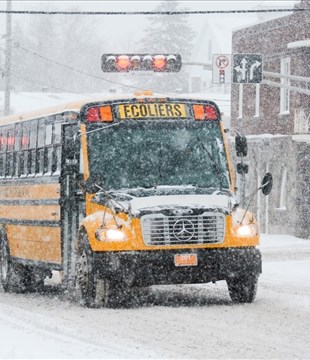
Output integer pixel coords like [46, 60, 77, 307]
[92, 247, 262, 287]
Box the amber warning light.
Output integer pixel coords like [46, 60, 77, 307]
[101, 54, 182, 73]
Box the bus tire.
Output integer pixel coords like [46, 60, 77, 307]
[24, 267, 46, 293]
[226, 275, 258, 303]
[0, 237, 27, 293]
[76, 230, 99, 307]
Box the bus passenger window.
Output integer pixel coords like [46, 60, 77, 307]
[45, 147, 53, 174]
[29, 121, 37, 176]
[29, 150, 36, 175]
[43, 123, 53, 175]
[20, 126, 30, 176]
[0, 130, 6, 177]
[5, 153, 13, 177]
[37, 122, 45, 148]
[52, 123, 62, 175]
[36, 148, 44, 175]
[14, 124, 21, 177]
[54, 123, 61, 143]
[53, 146, 61, 175]
[21, 152, 29, 176]
[5, 129, 15, 177]
[45, 124, 52, 145]
[36, 121, 45, 176]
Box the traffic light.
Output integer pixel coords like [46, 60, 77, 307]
[219, 70, 225, 84]
[101, 54, 182, 73]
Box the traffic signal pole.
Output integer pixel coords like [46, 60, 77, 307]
[4, 0, 12, 116]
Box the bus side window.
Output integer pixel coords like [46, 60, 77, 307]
[29, 120, 38, 176]
[44, 122, 53, 175]
[53, 122, 62, 175]
[14, 123, 21, 177]
[36, 120, 45, 176]
[5, 127, 15, 177]
[20, 125, 30, 177]
[0, 128, 6, 177]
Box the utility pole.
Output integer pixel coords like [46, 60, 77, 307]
[4, 0, 12, 115]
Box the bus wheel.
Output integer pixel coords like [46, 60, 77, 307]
[226, 275, 258, 303]
[0, 238, 26, 293]
[24, 267, 46, 293]
[76, 231, 98, 307]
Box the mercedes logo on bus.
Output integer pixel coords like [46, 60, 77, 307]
[173, 219, 195, 241]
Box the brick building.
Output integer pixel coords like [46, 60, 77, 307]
[230, 0, 310, 239]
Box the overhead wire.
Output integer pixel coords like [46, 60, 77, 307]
[16, 45, 159, 93]
[15, 45, 198, 96]
[0, 8, 307, 15]
[10, 69, 93, 95]
[12, 46, 232, 101]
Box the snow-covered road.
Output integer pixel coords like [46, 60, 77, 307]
[0, 234, 309, 359]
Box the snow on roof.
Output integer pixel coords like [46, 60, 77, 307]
[0, 91, 231, 125]
[287, 39, 310, 49]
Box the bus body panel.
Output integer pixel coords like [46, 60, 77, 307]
[6, 225, 61, 264]
[0, 181, 62, 265]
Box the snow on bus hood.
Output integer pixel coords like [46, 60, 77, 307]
[127, 194, 231, 214]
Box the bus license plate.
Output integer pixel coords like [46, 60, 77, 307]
[174, 254, 198, 267]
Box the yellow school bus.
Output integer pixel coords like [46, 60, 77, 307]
[0, 92, 268, 307]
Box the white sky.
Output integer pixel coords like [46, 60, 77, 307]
[0, 0, 299, 50]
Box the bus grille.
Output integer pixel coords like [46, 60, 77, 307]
[141, 212, 225, 246]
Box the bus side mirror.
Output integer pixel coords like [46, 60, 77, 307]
[237, 163, 249, 174]
[261, 172, 273, 195]
[235, 135, 247, 157]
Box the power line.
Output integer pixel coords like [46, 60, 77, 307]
[0, 8, 307, 15]
[10, 69, 88, 94]
[14, 46, 232, 100]
[15, 45, 168, 94]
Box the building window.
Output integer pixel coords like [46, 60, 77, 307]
[280, 58, 290, 114]
[238, 83, 243, 119]
[255, 83, 260, 117]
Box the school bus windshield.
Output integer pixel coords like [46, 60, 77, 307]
[87, 120, 230, 191]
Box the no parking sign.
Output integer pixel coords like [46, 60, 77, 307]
[212, 54, 232, 84]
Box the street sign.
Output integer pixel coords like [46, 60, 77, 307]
[212, 54, 231, 84]
[233, 53, 263, 83]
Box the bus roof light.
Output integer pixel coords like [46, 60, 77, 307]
[193, 104, 218, 121]
[99, 106, 113, 122]
[87, 107, 101, 122]
[86, 106, 113, 123]
[204, 105, 218, 120]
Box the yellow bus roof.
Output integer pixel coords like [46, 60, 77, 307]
[0, 94, 157, 125]
[0, 93, 218, 126]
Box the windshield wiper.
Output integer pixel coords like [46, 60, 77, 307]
[92, 183, 131, 216]
[79, 121, 122, 136]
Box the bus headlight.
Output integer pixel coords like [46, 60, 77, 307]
[95, 228, 127, 242]
[236, 224, 258, 237]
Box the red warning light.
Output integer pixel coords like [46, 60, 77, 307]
[153, 55, 166, 71]
[116, 55, 131, 71]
